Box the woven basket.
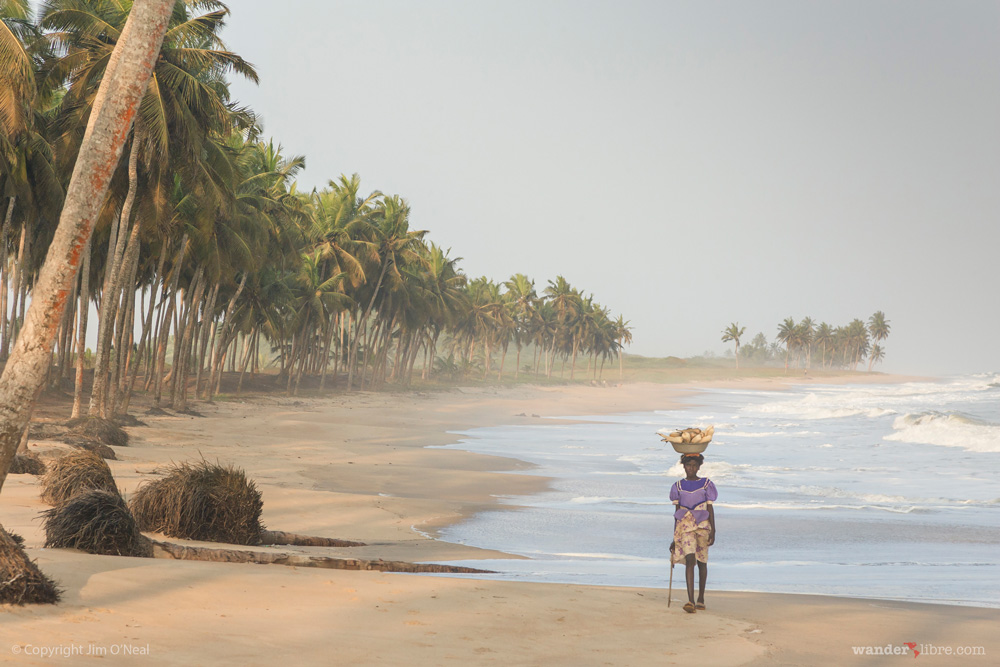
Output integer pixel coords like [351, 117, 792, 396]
[670, 441, 709, 454]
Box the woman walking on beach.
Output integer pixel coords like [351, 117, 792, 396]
[669, 453, 717, 613]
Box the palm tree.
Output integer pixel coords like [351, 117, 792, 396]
[797, 316, 815, 369]
[846, 318, 869, 370]
[0, 0, 36, 138]
[503, 273, 536, 380]
[40, 0, 258, 417]
[867, 311, 890, 371]
[346, 193, 425, 389]
[721, 322, 746, 368]
[0, 0, 175, 489]
[776, 317, 796, 372]
[813, 322, 833, 369]
[413, 243, 464, 380]
[613, 315, 632, 379]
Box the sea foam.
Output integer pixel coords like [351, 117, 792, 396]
[885, 411, 1000, 453]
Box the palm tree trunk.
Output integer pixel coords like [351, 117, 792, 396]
[153, 236, 188, 405]
[71, 238, 93, 419]
[208, 272, 247, 400]
[52, 282, 77, 389]
[0, 196, 15, 360]
[347, 260, 389, 391]
[4, 224, 28, 360]
[108, 243, 141, 416]
[194, 283, 218, 398]
[89, 137, 142, 418]
[497, 343, 509, 381]
[0, 0, 175, 488]
[236, 328, 256, 395]
[172, 268, 205, 411]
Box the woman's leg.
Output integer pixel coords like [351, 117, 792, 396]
[685, 553, 697, 603]
[697, 561, 707, 604]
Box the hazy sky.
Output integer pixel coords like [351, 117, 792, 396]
[221, 1, 999, 376]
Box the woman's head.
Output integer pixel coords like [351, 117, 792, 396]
[681, 453, 703, 477]
[680, 453, 704, 466]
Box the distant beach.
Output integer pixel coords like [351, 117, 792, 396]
[3, 375, 997, 665]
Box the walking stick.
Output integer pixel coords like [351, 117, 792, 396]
[668, 550, 674, 607]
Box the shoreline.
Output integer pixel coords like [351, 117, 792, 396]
[4, 372, 997, 665]
[417, 372, 1000, 610]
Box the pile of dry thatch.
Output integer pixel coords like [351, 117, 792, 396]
[0, 525, 61, 605]
[10, 453, 46, 476]
[40, 449, 118, 505]
[42, 490, 151, 558]
[130, 461, 264, 545]
[64, 416, 128, 448]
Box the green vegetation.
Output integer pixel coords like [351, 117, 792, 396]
[724, 312, 891, 371]
[0, 1, 634, 408]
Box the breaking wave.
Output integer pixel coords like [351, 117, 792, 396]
[885, 411, 1000, 453]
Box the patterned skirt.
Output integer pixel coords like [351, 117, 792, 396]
[672, 512, 711, 564]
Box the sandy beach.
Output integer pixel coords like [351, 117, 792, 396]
[2, 377, 997, 665]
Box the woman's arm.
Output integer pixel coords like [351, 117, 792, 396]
[707, 504, 716, 546]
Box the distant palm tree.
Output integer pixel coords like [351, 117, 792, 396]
[721, 322, 746, 368]
[797, 317, 815, 368]
[776, 317, 796, 371]
[503, 273, 537, 380]
[867, 311, 890, 371]
[613, 315, 632, 380]
[846, 319, 869, 370]
[814, 322, 833, 368]
[868, 344, 885, 370]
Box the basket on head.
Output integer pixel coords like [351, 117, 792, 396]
[671, 442, 709, 454]
[658, 425, 714, 454]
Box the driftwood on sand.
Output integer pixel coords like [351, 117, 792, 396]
[259, 530, 366, 548]
[150, 539, 494, 574]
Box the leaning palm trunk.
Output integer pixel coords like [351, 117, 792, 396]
[153, 236, 189, 405]
[53, 287, 76, 388]
[117, 242, 168, 416]
[193, 283, 218, 398]
[89, 138, 142, 418]
[0, 197, 15, 359]
[207, 273, 246, 401]
[4, 224, 29, 360]
[71, 238, 93, 419]
[0, 0, 175, 491]
[171, 268, 205, 411]
[348, 260, 389, 391]
[109, 244, 141, 415]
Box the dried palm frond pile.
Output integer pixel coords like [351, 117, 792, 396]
[42, 490, 151, 558]
[63, 439, 117, 460]
[10, 453, 46, 476]
[130, 461, 264, 545]
[64, 416, 128, 448]
[40, 449, 119, 505]
[0, 525, 61, 605]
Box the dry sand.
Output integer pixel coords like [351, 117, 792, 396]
[2, 376, 997, 665]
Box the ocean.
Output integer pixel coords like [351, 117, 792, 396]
[430, 374, 1000, 608]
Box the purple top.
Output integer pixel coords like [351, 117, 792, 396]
[670, 477, 717, 523]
